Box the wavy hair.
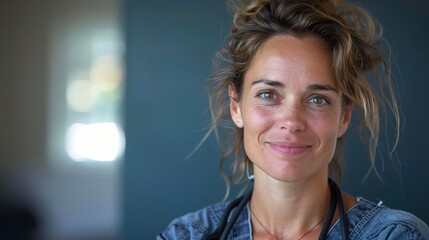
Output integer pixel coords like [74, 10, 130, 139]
[207, 0, 400, 193]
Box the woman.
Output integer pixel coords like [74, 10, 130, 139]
[159, 0, 429, 239]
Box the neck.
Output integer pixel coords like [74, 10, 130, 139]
[250, 170, 330, 239]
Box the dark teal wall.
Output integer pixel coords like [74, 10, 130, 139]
[123, 0, 429, 238]
[342, 0, 429, 219]
[122, 1, 231, 238]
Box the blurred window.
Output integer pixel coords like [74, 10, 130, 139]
[47, 1, 124, 164]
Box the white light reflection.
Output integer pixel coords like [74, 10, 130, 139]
[66, 122, 125, 161]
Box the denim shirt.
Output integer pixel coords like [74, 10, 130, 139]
[158, 197, 429, 239]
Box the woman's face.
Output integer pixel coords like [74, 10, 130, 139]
[230, 35, 352, 183]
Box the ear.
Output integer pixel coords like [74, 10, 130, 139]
[228, 84, 244, 128]
[338, 104, 353, 138]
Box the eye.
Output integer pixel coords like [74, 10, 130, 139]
[308, 96, 330, 105]
[256, 91, 277, 101]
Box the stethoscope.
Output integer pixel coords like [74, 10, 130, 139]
[204, 179, 349, 240]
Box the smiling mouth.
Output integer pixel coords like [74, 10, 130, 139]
[267, 142, 311, 155]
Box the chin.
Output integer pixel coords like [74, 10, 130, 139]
[263, 166, 328, 183]
[266, 170, 309, 183]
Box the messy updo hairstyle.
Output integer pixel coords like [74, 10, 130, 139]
[207, 0, 400, 192]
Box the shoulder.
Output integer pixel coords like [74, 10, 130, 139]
[157, 201, 229, 240]
[349, 198, 429, 240]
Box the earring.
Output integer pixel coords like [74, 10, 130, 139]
[246, 162, 254, 182]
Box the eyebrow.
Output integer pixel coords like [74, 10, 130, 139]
[251, 79, 339, 94]
[251, 79, 285, 87]
[307, 84, 339, 94]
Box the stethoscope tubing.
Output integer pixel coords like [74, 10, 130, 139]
[205, 179, 349, 240]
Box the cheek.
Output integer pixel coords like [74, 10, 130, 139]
[309, 113, 341, 148]
[242, 106, 275, 141]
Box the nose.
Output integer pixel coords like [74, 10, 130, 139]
[278, 102, 306, 133]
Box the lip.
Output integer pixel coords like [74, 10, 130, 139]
[267, 141, 312, 156]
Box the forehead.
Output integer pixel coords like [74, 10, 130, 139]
[245, 35, 334, 87]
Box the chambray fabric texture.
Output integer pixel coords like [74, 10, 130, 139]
[158, 197, 429, 240]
